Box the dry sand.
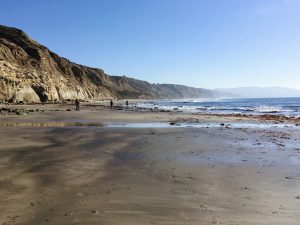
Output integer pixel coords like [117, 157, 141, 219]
[1, 104, 300, 224]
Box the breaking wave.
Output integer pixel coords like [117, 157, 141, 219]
[135, 97, 300, 116]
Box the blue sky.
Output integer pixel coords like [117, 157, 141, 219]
[1, 0, 300, 89]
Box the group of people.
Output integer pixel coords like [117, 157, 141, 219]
[74, 99, 129, 110]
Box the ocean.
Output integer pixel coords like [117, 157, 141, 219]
[135, 97, 300, 117]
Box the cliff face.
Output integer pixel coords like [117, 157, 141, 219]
[0, 25, 214, 102]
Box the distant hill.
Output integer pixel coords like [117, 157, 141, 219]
[210, 90, 241, 99]
[214, 87, 300, 98]
[0, 25, 220, 103]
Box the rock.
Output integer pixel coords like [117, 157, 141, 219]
[285, 176, 300, 180]
[90, 210, 98, 214]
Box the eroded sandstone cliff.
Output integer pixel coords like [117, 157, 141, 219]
[0, 25, 214, 102]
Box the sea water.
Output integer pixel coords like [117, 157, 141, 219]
[135, 97, 300, 117]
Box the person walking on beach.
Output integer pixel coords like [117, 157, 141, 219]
[110, 100, 113, 109]
[126, 100, 129, 107]
[75, 99, 80, 110]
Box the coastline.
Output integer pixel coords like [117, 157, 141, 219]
[1, 103, 300, 224]
[1, 101, 300, 126]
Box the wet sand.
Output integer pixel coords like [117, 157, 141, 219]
[1, 104, 300, 224]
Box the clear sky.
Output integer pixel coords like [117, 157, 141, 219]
[1, 0, 300, 89]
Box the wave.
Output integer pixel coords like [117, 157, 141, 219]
[135, 100, 300, 116]
[253, 106, 283, 113]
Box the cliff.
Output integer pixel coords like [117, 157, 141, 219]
[0, 25, 215, 102]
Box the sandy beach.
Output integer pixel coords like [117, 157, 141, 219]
[1, 103, 300, 225]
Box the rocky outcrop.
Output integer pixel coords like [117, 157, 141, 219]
[0, 25, 215, 103]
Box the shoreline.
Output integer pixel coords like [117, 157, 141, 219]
[1, 102, 300, 126]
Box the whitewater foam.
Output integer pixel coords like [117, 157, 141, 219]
[134, 98, 300, 117]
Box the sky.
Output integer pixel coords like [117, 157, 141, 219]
[1, 0, 300, 89]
